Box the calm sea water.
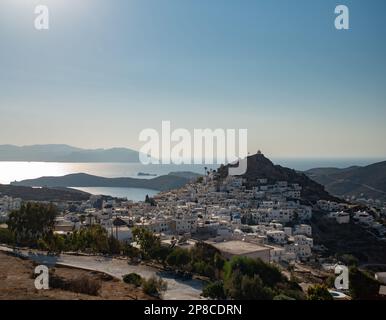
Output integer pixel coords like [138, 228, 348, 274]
[0, 162, 216, 185]
[0, 162, 215, 200]
[0, 158, 383, 200]
[71, 187, 158, 202]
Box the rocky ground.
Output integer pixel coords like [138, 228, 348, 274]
[0, 251, 153, 300]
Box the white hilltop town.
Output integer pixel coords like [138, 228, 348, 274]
[1, 151, 386, 300]
[2, 152, 385, 259]
[2, 151, 385, 266]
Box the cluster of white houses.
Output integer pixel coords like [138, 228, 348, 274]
[317, 200, 386, 237]
[44, 173, 317, 264]
[3, 171, 385, 263]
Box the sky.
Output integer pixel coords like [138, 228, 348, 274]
[0, 0, 385, 158]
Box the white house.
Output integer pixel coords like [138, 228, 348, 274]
[336, 211, 350, 224]
[354, 211, 374, 225]
[294, 234, 313, 248]
[266, 230, 287, 244]
[294, 224, 312, 236]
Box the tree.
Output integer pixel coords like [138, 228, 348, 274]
[152, 245, 172, 264]
[79, 214, 86, 224]
[108, 235, 122, 254]
[214, 253, 225, 270]
[221, 256, 295, 300]
[240, 274, 274, 300]
[223, 256, 283, 288]
[123, 244, 142, 259]
[132, 227, 161, 258]
[145, 195, 157, 206]
[224, 271, 274, 300]
[192, 261, 214, 278]
[202, 281, 226, 300]
[8, 203, 58, 245]
[307, 285, 333, 300]
[166, 247, 191, 269]
[66, 225, 110, 253]
[349, 267, 380, 300]
[37, 233, 65, 254]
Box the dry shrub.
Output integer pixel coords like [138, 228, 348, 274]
[50, 274, 101, 296]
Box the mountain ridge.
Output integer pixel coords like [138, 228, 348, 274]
[305, 160, 386, 201]
[0, 144, 140, 162]
[10, 172, 200, 192]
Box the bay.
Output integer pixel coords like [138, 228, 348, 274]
[71, 187, 158, 202]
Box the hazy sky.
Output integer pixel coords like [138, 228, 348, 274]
[0, 0, 385, 157]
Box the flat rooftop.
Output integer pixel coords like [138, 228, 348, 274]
[207, 240, 270, 255]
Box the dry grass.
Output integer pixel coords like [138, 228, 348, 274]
[0, 251, 155, 300]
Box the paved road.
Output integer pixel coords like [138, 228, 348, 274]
[0, 246, 204, 300]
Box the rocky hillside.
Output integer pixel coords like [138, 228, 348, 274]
[0, 184, 90, 201]
[305, 161, 386, 201]
[218, 152, 340, 203]
[11, 172, 197, 192]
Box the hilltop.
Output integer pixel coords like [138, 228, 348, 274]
[218, 152, 341, 203]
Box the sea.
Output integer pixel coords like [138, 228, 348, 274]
[0, 158, 383, 201]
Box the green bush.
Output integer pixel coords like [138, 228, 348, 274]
[202, 281, 226, 300]
[0, 228, 15, 245]
[123, 273, 143, 287]
[307, 284, 333, 300]
[223, 256, 283, 287]
[132, 227, 161, 258]
[166, 247, 191, 268]
[141, 276, 168, 297]
[224, 271, 275, 300]
[8, 203, 58, 246]
[273, 294, 296, 300]
[64, 225, 110, 254]
[349, 267, 380, 300]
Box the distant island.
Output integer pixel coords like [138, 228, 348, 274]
[137, 172, 157, 177]
[11, 172, 201, 192]
[0, 144, 140, 162]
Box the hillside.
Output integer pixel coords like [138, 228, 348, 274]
[305, 161, 386, 201]
[0, 184, 90, 201]
[0, 252, 153, 300]
[218, 152, 340, 203]
[11, 172, 198, 192]
[0, 144, 139, 162]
